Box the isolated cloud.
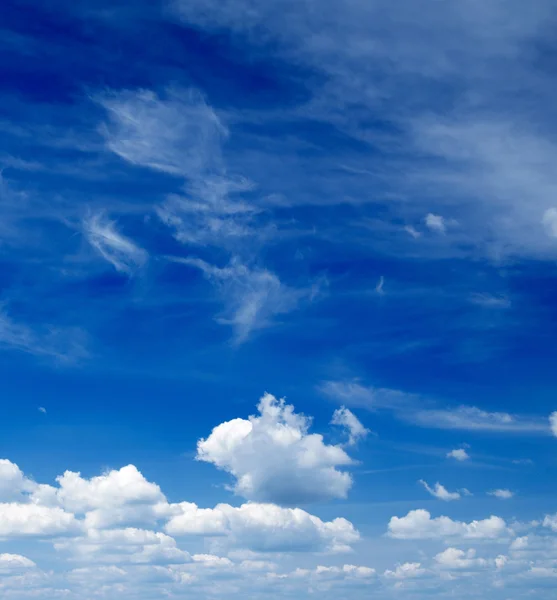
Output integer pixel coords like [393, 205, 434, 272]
[388, 509, 508, 540]
[331, 407, 369, 445]
[447, 448, 469, 461]
[196, 393, 354, 504]
[550, 412, 557, 437]
[83, 211, 147, 275]
[419, 480, 460, 502]
[425, 213, 446, 234]
[488, 489, 514, 500]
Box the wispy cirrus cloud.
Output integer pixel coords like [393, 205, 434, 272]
[0, 309, 88, 364]
[168, 256, 312, 343]
[83, 211, 148, 275]
[320, 380, 548, 435]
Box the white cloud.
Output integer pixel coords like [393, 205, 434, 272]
[173, 257, 305, 343]
[331, 407, 369, 446]
[542, 514, 557, 532]
[98, 88, 226, 178]
[55, 527, 190, 565]
[196, 393, 354, 505]
[318, 380, 413, 411]
[447, 448, 469, 461]
[419, 480, 460, 502]
[542, 208, 557, 237]
[550, 411, 557, 437]
[434, 548, 487, 570]
[83, 211, 147, 275]
[488, 489, 514, 500]
[38, 406, 47, 414]
[375, 275, 385, 295]
[166, 502, 359, 553]
[425, 213, 446, 234]
[0, 503, 80, 537]
[407, 405, 547, 433]
[0, 309, 88, 363]
[0, 554, 36, 573]
[388, 509, 508, 540]
[0, 459, 36, 501]
[384, 562, 425, 580]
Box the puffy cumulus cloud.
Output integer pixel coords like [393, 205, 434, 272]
[331, 407, 369, 446]
[83, 211, 147, 275]
[388, 509, 509, 540]
[32, 464, 168, 529]
[0, 503, 80, 537]
[166, 501, 359, 553]
[419, 480, 461, 502]
[0, 554, 36, 573]
[55, 527, 190, 565]
[447, 448, 470, 461]
[542, 514, 557, 532]
[434, 548, 488, 570]
[196, 393, 354, 505]
[383, 562, 426, 580]
[0, 459, 36, 501]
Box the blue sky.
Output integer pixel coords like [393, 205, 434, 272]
[1, 0, 557, 598]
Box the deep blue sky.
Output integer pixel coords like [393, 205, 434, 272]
[1, 1, 557, 598]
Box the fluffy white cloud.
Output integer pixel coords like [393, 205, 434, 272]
[488, 489, 514, 500]
[0, 459, 36, 501]
[447, 448, 470, 461]
[196, 393, 354, 505]
[388, 509, 508, 540]
[166, 501, 359, 553]
[83, 211, 147, 275]
[0, 503, 80, 537]
[55, 527, 190, 565]
[434, 548, 487, 570]
[0, 554, 36, 573]
[419, 480, 460, 501]
[384, 562, 425, 579]
[331, 406, 369, 445]
[32, 464, 167, 529]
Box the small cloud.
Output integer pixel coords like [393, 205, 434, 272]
[83, 211, 147, 275]
[424, 213, 446, 234]
[470, 293, 511, 309]
[331, 407, 369, 446]
[512, 458, 534, 466]
[447, 448, 470, 461]
[375, 276, 385, 295]
[419, 480, 461, 501]
[550, 412, 557, 437]
[488, 489, 514, 500]
[38, 407, 47, 414]
[404, 225, 421, 239]
[542, 208, 557, 237]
